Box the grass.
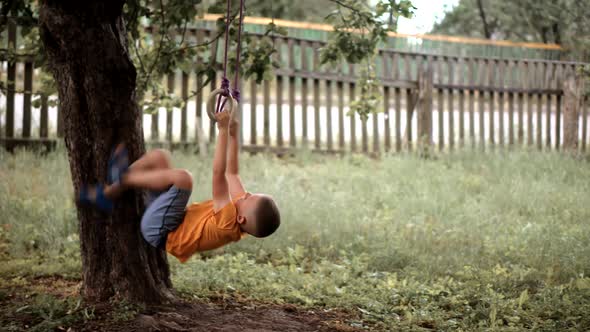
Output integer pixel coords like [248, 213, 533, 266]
[1, 147, 590, 331]
[2, 293, 90, 332]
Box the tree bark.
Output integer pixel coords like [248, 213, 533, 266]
[39, 0, 173, 303]
[476, 0, 492, 39]
[541, 26, 549, 44]
[417, 65, 433, 157]
[563, 73, 584, 152]
[552, 23, 561, 44]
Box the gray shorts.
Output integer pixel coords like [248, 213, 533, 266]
[140, 186, 192, 249]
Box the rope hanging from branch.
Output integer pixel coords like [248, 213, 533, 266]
[207, 0, 246, 122]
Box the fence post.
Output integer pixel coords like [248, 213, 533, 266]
[166, 72, 175, 143]
[563, 73, 585, 152]
[23, 62, 33, 139]
[5, 19, 17, 140]
[417, 64, 434, 156]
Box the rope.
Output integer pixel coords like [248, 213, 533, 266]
[215, 0, 246, 115]
[215, 77, 231, 114]
[231, 0, 246, 103]
[221, 0, 231, 81]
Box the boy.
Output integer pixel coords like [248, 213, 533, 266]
[80, 112, 280, 262]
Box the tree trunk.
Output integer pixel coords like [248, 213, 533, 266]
[563, 73, 585, 152]
[552, 23, 561, 45]
[541, 26, 549, 44]
[39, 0, 173, 303]
[417, 65, 433, 157]
[476, 0, 492, 39]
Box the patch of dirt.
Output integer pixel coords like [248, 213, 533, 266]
[120, 301, 361, 332]
[0, 277, 367, 332]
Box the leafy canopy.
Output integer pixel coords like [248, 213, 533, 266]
[432, 0, 590, 61]
[320, 0, 415, 119]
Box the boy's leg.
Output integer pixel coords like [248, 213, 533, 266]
[107, 145, 170, 187]
[128, 149, 172, 172]
[123, 168, 193, 191]
[78, 148, 179, 210]
[128, 151, 192, 249]
[105, 168, 192, 198]
[140, 182, 192, 249]
[105, 148, 184, 198]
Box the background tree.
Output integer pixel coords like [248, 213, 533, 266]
[432, 0, 590, 61]
[0, 0, 413, 304]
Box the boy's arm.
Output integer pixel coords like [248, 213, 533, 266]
[212, 113, 231, 212]
[226, 119, 246, 199]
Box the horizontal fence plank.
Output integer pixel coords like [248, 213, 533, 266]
[0, 138, 57, 152]
[241, 144, 345, 156]
[274, 68, 565, 95]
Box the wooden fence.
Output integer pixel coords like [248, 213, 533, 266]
[1, 24, 589, 155]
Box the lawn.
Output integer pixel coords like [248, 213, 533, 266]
[1, 147, 589, 331]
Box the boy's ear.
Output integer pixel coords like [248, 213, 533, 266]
[237, 215, 246, 224]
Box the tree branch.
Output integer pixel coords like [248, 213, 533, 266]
[327, 0, 357, 12]
[131, 39, 146, 76]
[178, 20, 188, 46]
[140, 0, 167, 93]
[476, 0, 492, 39]
[552, 23, 561, 44]
[166, 28, 225, 55]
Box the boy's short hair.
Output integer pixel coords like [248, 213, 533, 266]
[253, 196, 280, 237]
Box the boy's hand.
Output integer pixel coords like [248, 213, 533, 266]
[215, 111, 230, 130]
[229, 118, 239, 137]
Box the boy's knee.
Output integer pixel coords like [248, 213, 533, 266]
[173, 169, 193, 190]
[140, 217, 149, 238]
[153, 149, 172, 169]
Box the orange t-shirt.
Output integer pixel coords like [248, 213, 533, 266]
[166, 195, 245, 263]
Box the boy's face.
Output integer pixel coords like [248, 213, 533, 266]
[236, 193, 263, 235]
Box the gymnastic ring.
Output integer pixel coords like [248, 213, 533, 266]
[206, 88, 238, 123]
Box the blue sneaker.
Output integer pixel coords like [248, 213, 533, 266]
[107, 144, 129, 185]
[78, 184, 113, 213]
